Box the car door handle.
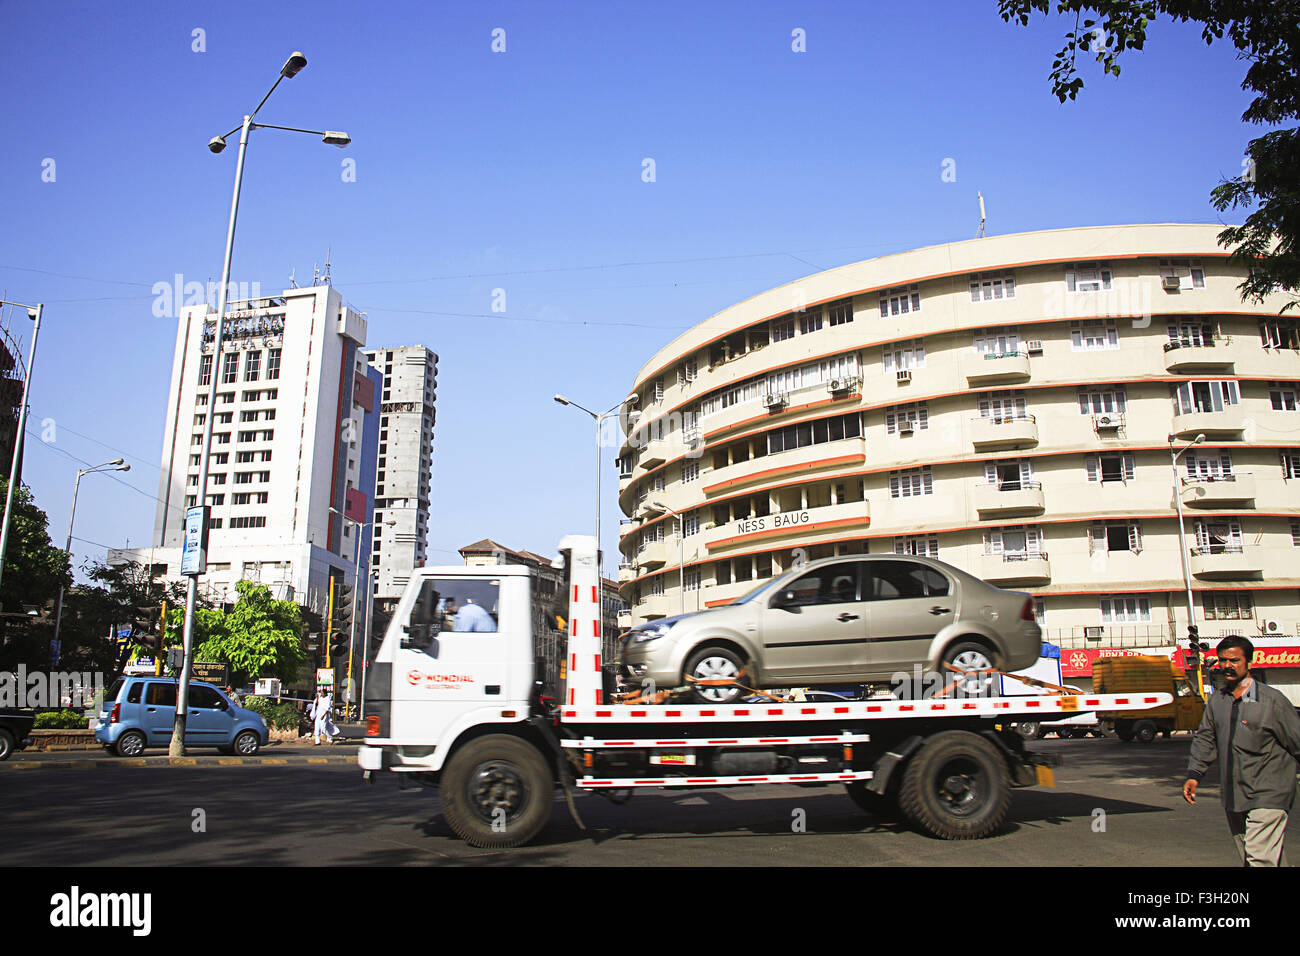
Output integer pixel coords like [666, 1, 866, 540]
[837, 613, 859, 622]
[929, 606, 951, 615]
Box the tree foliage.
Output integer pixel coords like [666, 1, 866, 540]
[175, 580, 307, 686]
[1000, 1, 1300, 310]
[0, 476, 71, 614]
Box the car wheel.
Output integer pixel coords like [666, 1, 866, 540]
[115, 730, 146, 758]
[0, 728, 14, 762]
[845, 781, 903, 821]
[684, 646, 748, 704]
[1134, 720, 1157, 744]
[440, 735, 554, 848]
[1015, 722, 1040, 740]
[938, 641, 997, 697]
[232, 730, 260, 756]
[898, 730, 1011, 840]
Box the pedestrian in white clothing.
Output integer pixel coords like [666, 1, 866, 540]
[312, 688, 338, 745]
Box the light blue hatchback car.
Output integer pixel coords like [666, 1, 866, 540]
[95, 677, 269, 757]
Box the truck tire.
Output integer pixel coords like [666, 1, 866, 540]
[1134, 720, 1157, 744]
[1015, 722, 1040, 740]
[1114, 720, 1134, 742]
[684, 646, 747, 704]
[440, 735, 554, 848]
[898, 730, 1011, 840]
[845, 781, 902, 821]
[0, 728, 14, 762]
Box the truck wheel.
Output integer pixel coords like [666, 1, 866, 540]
[684, 646, 747, 704]
[115, 730, 146, 757]
[898, 731, 1011, 840]
[1114, 720, 1134, 742]
[440, 735, 554, 848]
[1015, 722, 1040, 740]
[1134, 720, 1157, 744]
[0, 728, 14, 762]
[845, 781, 902, 821]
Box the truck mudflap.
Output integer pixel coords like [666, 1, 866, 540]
[1012, 750, 1061, 788]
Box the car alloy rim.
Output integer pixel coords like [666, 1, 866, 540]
[469, 760, 530, 825]
[693, 656, 739, 702]
[236, 734, 255, 755]
[951, 650, 993, 695]
[123, 735, 143, 756]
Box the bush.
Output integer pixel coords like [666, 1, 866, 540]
[242, 695, 300, 731]
[33, 709, 88, 729]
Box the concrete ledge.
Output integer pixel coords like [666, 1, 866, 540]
[3, 754, 358, 770]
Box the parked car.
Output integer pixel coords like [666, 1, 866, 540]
[94, 677, 268, 756]
[0, 709, 36, 761]
[620, 554, 1041, 703]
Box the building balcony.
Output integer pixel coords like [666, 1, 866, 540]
[962, 350, 1030, 385]
[637, 436, 673, 471]
[970, 414, 1038, 450]
[1181, 473, 1256, 508]
[702, 498, 871, 553]
[1189, 546, 1262, 579]
[972, 481, 1045, 518]
[638, 591, 681, 621]
[975, 551, 1052, 586]
[635, 536, 672, 571]
[1171, 407, 1246, 439]
[702, 438, 867, 498]
[1163, 339, 1235, 373]
[617, 562, 639, 584]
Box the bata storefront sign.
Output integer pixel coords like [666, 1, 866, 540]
[1245, 646, 1300, 669]
[1060, 647, 1187, 678]
[733, 510, 811, 536]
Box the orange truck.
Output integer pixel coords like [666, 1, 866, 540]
[1093, 656, 1204, 743]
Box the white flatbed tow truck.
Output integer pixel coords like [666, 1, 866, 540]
[358, 535, 1170, 847]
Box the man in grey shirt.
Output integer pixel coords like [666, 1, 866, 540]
[1183, 635, 1300, 866]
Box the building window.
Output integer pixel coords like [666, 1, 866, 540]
[983, 525, 1043, 558]
[677, 359, 697, 386]
[767, 413, 861, 454]
[229, 516, 267, 529]
[984, 459, 1033, 490]
[799, 309, 823, 335]
[973, 326, 1020, 357]
[1070, 318, 1119, 351]
[1284, 450, 1300, 479]
[650, 576, 665, 596]
[190, 434, 203, 446]
[1158, 258, 1205, 290]
[190, 454, 201, 466]
[889, 466, 933, 498]
[827, 299, 853, 326]
[894, 534, 939, 557]
[879, 284, 920, 318]
[1173, 380, 1239, 416]
[1291, 521, 1300, 546]
[969, 271, 1016, 302]
[980, 390, 1027, 421]
[219, 392, 235, 404]
[205, 494, 223, 506]
[194, 414, 207, 427]
[1269, 381, 1299, 411]
[214, 432, 230, 444]
[267, 348, 281, 380]
[198, 354, 213, 386]
[1259, 319, 1300, 350]
[211, 453, 228, 464]
[210, 473, 226, 486]
[1168, 321, 1216, 349]
[1203, 590, 1252, 621]
[1100, 595, 1151, 623]
[682, 460, 699, 483]
[651, 474, 665, 493]
[653, 378, 664, 404]
[684, 512, 700, 537]
[235, 472, 254, 484]
[1090, 520, 1143, 553]
[885, 402, 928, 434]
[683, 568, 701, 591]
[772, 318, 795, 342]
[232, 493, 251, 505]
[236, 451, 254, 463]
[1185, 452, 1233, 481]
[1078, 387, 1127, 415]
[881, 339, 926, 374]
[185, 495, 196, 507]
[244, 351, 261, 381]
[195, 394, 209, 407]
[187, 474, 199, 486]
[1086, 452, 1136, 483]
[221, 352, 238, 384]
[1065, 262, 1113, 292]
[1195, 519, 1243, 553]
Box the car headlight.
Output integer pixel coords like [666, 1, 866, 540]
[632, 622, 674, 643]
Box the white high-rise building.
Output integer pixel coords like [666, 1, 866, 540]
[364, 345, 438, 609]
[112, 284, 382, 625]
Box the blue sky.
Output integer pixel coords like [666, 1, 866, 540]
[0, 0, 1262, 580]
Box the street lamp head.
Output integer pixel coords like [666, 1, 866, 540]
[109, 458, 124, 466]
[281, 51, 308, 78]
[117, 464, 131, 472]
[321, 130, 351, 148]
[1193, 433, 1206, 445]
[553, 394, 570, 406]
[208, 136, 227, 154]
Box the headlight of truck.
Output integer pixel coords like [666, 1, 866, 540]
[632, 622, 674, 643]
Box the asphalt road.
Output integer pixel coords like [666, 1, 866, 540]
[4, 734, 1288, 867]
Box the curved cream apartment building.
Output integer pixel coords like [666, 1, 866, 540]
[615, 224, 1300, 696]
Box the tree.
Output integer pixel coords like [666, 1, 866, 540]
[58, 559, 191, 676]
[999, 1, 1300, 310]
[0, 477, 71, 671]
[183, 580, 307, 686]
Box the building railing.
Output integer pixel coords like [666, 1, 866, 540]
[1191, 543, 1244, 556]
[980, 349, 1027, 360]
[984, 550, 1049, 562]
[971, 412, 1035, 425]
[1044, 623, 1176, 649]
[1163, 336, 1218, 352]
[979, 479, 1042, 492]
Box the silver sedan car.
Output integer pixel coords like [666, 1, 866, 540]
[620, 554, 1041, 703]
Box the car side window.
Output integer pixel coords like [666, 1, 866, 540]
[775, 562, 860, 607]
[189, 686, 221, 709]
[127, 682, 144, 703]
[866, 560, 938, 601]
[146, 682, 177, 706]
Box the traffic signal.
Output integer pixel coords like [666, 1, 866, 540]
[330, 631, 349, 657]
[333, 583, 354, 631]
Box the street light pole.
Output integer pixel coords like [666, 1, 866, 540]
[173, 52, 350, 757]
[0, 301, 42, 600]
[648, 500, 684, 615]
[1169, 432, 1205, 646]
[52, 459, 130, 648]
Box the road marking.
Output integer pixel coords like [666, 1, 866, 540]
[263, 758, 288, 765]
[167, 757, 198, 767]
[11, 762, 41, 770]
[217, 758, 243, 765]
[306, 758, 328, 764]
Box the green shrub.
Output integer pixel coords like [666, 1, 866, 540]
[242, 695, 300, 730]
[33, 709, 89, 729]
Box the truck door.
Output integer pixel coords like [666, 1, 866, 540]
[390, 574, 523, 743]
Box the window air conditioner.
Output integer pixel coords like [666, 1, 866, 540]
[898, 420, 915, 435]
[764, 393, 787, 409]
[1161, 275, 1182, 291]
[1261, 619, 1283, 635]
[1084, 626, 1104, 641]
[896, 369, 912, 384]
[1095, 415, 1119, 430]
[1027, 340, 1044, 354]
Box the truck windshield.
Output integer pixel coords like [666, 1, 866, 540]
[414, 578, 502, 634]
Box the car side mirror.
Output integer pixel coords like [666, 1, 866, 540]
[772, 589, 800, 612]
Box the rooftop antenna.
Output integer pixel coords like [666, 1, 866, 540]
[322, 247, 333, 286]
[312, 261, 320, 286]
[977, 191, 986, 238]
[288, 267, 298, 290]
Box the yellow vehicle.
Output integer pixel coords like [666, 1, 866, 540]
[1093, 656, 1204, 743]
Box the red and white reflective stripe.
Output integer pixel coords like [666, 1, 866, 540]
[571, 618, 578, 637]
[572, 585, 579, 603]
[559, 733, 873, 749]
[578, 770, 874, 788]
[592, 620, 600, 638]
[591, 585, 598, 604]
